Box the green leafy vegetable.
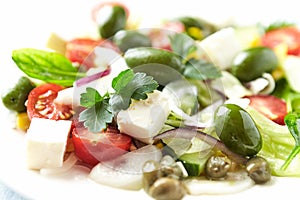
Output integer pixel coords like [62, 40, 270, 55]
[79, 88, 113, 132]
[79, 69, 158, 132]
[169, 33, 197, 61]
[265, 21, 295, 32]
[247, 107, 300, 176]
[183, 59, 222, 80]
[169, 33, 221, 81]
[12, 48, 85, 86]
[281, 111, 300, 170]
[110, 69, 158, 113]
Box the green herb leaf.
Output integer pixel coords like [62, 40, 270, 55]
[110, 69, 158, 113]
[183, 59, 221, 80]
[281, 111, 300, 170]
[169, 33, 197, 61]
[265, 21, 295, 32]
[80, 87, 103, 108]
[79, 90, 113, 133]
[12, 48, 85, 86]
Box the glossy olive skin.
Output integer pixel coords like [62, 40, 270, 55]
[124, 47, 184, 73]
[113, 30, 152, 52]
[2, 76, 35, 112]
[98, 5, 126, 39]
[231, 46, 278, 82]
[214, 104, 262, 156]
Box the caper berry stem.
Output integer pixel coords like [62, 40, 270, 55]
[153, 127, 248, 165]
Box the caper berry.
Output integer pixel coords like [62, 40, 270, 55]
[205, 155, 231, 179]
[148, 177, 186, 200]
[142, 160, 161, 192]
[246, 156, 271, 184]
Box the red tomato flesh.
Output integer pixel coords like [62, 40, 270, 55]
[261, 27, 300, 56]
[245, 94, 287, 125]
[27, 83, 73, 120]
[65, 38, 120, 70]
[72, 124, 132, 167]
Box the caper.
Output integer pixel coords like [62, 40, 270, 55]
[148, 177, 186, 200]
[142, 160, 161, 193]
[160, 155, 183, 179]
[205, 155, 231, 179]
[246, 156, 271, 184]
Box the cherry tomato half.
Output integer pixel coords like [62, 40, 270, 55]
[27, 83, 73, 120]
[72, 125, 132, 167]
[244, 94, 287, 125]
[65, 38, 120, 70]
[261, 27, 300, 56]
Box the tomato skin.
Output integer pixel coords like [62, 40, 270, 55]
[244, 94, 287, 125]
[72, 125, 132, 166]
[27, 83, 73, 120]
[65, 38, 120, 70]
[261, 27, 300, 56]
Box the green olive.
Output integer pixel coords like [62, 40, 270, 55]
[176, 16, 217, 40]
[124, 47, 185, 85]
[113, 30, 152, 52]
[205, 155, 231, 179]
[246, 156, 271, 184]
[231, 46, 278, 82]
[214, 104, 262, 156]
[97, 5, 127, 39]
[2, 76, 35, 112]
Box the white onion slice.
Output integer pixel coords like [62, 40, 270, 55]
[184, 171, 255, 195]
[40, 153, 78, 176]
[89, 145, 162, 190]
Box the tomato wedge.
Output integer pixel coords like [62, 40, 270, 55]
[244, 94, 287, 125]
[65, 38, 120, 70]
[261, 26, 300, 56]
[27, 83, 73, 120]
[72, 124, 132, 167]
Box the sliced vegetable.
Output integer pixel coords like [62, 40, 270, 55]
[262, 26, 300, 56]
[72, 125, 131, 166]
[27, 83, 74, 120]
[12, 48, 85, 87]
[245, 94, 287, 125]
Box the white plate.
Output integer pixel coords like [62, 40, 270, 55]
[0, 0, 300, 199]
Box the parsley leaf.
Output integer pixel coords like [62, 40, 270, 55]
[183, 59, 222, 80]
[79, 88, 113, 133]
[110, 69, 158, 113]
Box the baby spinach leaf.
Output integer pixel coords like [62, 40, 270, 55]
[12, 48, 85, 86]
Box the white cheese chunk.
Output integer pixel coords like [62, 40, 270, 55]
[282, 55, 300, 93]
[26, 118, 72, 170]
[117, 90, 170, 144]
[198, 27, 242, 70]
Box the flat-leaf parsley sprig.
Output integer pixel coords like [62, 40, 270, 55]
[79, 69, 158, 133]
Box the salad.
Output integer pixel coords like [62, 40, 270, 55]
[1, 0, 300, 199]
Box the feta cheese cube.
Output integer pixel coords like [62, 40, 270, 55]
[198, 27, 242, 70]
[26, 118, 72, 170]
[117, 90, 170, 144]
